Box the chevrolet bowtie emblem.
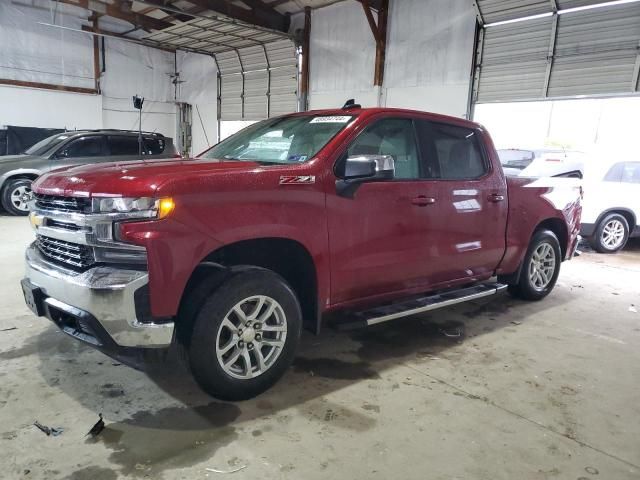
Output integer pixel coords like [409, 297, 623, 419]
[29, 212, 43, 229]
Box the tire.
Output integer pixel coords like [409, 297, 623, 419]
[1, 178, 33, 216]
[188, 267, 302, 401]
[508, 229, 561, 301]
[588, 213, 629, 253]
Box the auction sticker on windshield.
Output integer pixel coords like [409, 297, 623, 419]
[310, 116, 351, 124]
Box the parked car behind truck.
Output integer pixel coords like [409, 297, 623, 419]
[498, 148, 586, 178]
[581, 160, 640, 253]
[0, 130, 177, 215]
[21, 107, 582, 400]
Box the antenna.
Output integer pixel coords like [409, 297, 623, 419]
[342, 99, 361, 110]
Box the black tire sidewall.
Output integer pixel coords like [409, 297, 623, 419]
[188, 268, 302, 401]
[592, 213, 629, 253]
[1, 178, 32, 216]
[515, 229, 562, 301]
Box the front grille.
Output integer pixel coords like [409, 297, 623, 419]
[34, 194, 92, 213]
[46, 219, 83, 231]
[36, 235, 95, 269]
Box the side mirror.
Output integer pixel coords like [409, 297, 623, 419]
[337, 154, 395, 197]
[54, 149, 69, 159]
[343, 154, 395, 180]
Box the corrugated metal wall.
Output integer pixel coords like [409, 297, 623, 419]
[216, 39, 298, 121]
[477, 16, 552, 101]
[474, 1, 640, 103]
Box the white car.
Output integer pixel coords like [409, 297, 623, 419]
[498, 148, 585, 178]
[581, 161, 640, 253]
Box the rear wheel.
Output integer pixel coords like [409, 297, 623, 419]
[188, 268, 301, 400]
[589, 213, 629, 253]
[508, 229, 561, 301]
[1, 178, 33, 216]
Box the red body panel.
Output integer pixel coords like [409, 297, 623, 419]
[32, 107, 582, 319]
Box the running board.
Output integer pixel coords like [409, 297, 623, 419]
[337, 282, 508, 330]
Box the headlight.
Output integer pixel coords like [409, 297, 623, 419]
[95, 197, 174, 219]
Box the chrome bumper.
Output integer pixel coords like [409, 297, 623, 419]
[24, 244, 174, 348]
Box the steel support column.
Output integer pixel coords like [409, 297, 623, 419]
[542, 13, 559, 98]
[299, 7, 311, 111]
[632, 41, 640, 92]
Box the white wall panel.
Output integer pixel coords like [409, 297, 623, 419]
[309, 1, 375, 101]
[101, 38, 175, 103]
[0, 1, 94, 89]
[177, 52, 218, 150]
[308, 0, 475, 117]
[0, 85, 102, 130]
[385, 0, 476, 116]
[101, 96, 176, 138]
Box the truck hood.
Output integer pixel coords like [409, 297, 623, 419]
[32, 157, 263, 197]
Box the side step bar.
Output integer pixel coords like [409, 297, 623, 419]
[338, 282, 508, 330]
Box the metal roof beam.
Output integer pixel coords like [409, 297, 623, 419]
[57, 0, 173, 31]
[134, 0, 291, 38]
[180, 0, 290, 32]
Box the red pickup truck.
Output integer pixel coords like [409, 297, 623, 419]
[21, 106, 582, 400]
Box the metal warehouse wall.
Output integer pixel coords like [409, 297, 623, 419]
[308, 0, 476, 118]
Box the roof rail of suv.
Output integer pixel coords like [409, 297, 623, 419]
[66, 129, 165, 137]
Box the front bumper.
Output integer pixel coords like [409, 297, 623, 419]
[23, 244, 174, 349]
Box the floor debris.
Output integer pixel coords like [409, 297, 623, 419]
[205, 465, 247, 474]
[86, 413, 105, 438]
[440, 327, 462, 338]
[33, 421, 63, 437]
[510, 321, 522, 326]
[0, 327, 17, 332]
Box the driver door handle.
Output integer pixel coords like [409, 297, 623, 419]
[412, 196, 437, 206]
[488, 193, 505, 203]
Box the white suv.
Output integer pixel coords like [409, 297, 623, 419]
[581, 161, 640, 253]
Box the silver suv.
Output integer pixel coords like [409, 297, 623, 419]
[0, 130, 177, 215]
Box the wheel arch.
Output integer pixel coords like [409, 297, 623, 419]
[0, 171, 40, 190]
[178, 237, 319, 339]
[535, 217, 568, 260]
[594, 208, 636, 232]
[499, 217, 567, 286]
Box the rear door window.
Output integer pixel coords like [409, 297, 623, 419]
[108, 136, 140, 156]
[620, 162, 640, 184]
[57, 136, 105, 158]
[143, 137, 166, 155]
[417, 122, 487, 180]
[603, 163, 624, 182]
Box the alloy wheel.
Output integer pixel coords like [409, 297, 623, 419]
[601, 219, 625, 250]
[528, 242, 556, 291]
[215, 295, 287, 379]
[10, 185, 32, 212]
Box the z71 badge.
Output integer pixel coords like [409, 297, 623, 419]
[279, 175, 316, 185]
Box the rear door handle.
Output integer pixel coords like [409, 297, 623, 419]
[488, 194, 505, 203]
[411, 196, 437, 206]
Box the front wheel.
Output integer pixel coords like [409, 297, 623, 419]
[1, 178, 33, 216]
[589, 213, 629, 253]
[188, 268, 302, 401]
[508, 229, 561, 301]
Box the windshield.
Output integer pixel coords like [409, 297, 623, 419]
[199, 115, 354, 164]
[24, 133, 72, 156]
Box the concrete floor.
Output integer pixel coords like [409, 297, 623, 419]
[1, 214, 639, 480]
